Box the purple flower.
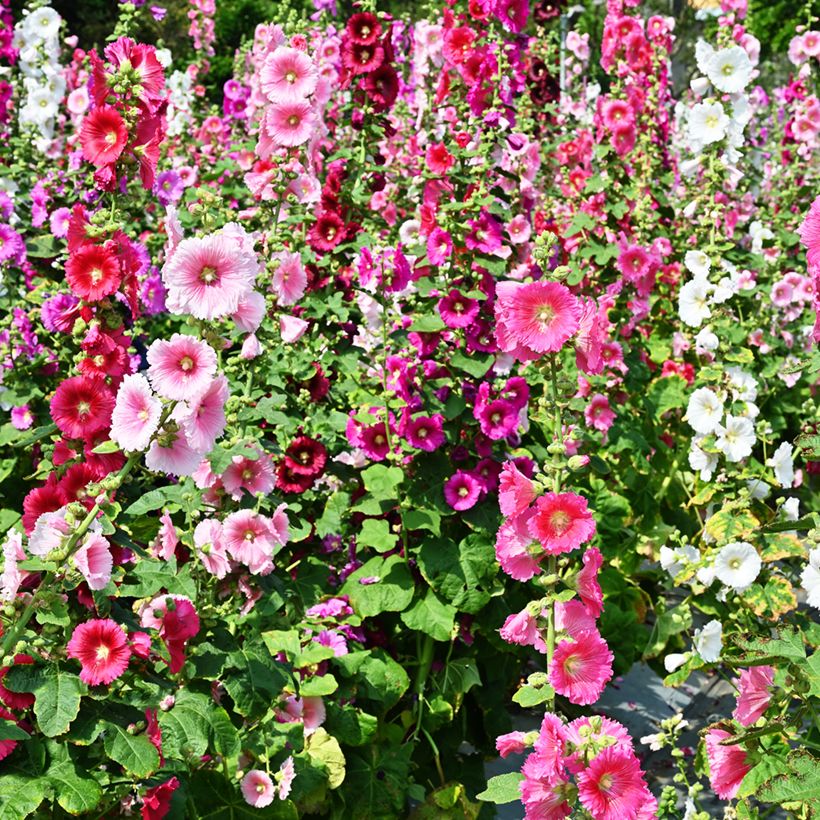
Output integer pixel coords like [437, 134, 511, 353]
[223, 79, 245, 101]
[315, 629, 348, 657]
[444, 470, 482, 511]
[150, 5, 167, 20]
[155, 170, 184, 207]
[49, 207, 71, 238]
[403, 413, 445, 452]
[139, 269, 167, 315]
[41, 293, 80, 333]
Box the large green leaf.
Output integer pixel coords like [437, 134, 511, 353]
[334, 650, 410, 710]
[223, 646, 289, 718]
[47, 751, 103, 815]
[5, 664, 83, 738]
[341, 555, 414, 618]
[757, 751, 820, 811]
[476, 773, 524, 804]
[103, 725, 160, 777]
[0, 775, 46, 819]
[400, 591, 456, 641]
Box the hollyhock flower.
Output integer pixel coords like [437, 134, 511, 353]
[476, 398, 519, 441]
[231, 291, 266, 333]
[528, 493, 596, 555]
[277, 695, 326, 734]
[495, 280, 582, 359]
[574, 298, 606, 375]
[767, 441, 795, 488]
[145, 432, 204, 477]
[102, 37, 166, 111]
[520, 769, 572, 820]
[556, 600, 598, 638]
[465, 210, 503, 254]
[714, 415, 755, 462]
[155, 170, 184, 207]
[284, 436, 327, 476]
[403, 414, 445, 452]
[281, 315, 309, 343]
[495, 510, 543, 581]
[261, 47, 318, 102]
[0, 531, 24, 602]
[80, 106, 128, 167]
[153, 512, 178, 561]
[11, 405, 33, 430]
[564, 716, 634, 773]
[706, 46, 753, 94]
[549, 631, 614, 705]
[141, 595, 200, 673]
[66, 619, 131, 685]
[584, 394, 616, 433]
[177, 374, 229, 454]
[705, 728, 750, 799]
[438, 290, 479, 328]
[241, 769, 275, 808]
[801, 548, 820, 608]
[223, 451, 276, 499]
[576, 748, 650, 820]
[733, 665, 774, 727]
[73, 533, 113, 590]
[222, 510, 279, 575]
[601, 97, 634, 132]
[163, 231, 258, 320]
[495, 0, 528, 33]
[271, 251, 307, 305]
[263, 100, 316, 147]
[193, 519, 231, 579]
[110, 374, 162, 452]
[425, 142, 455, 175]
[694, 619, 723, 663]
[427, 228, 453, 267]
[309, 211, 346, 253]
[142, 777, 180, 820]
[500, 607, 546, 652]
[577, 547, 604, 617]
[41, 293, 80, 333]
[276, 756, 296, 800]
[147, 335, 217, 401]
[22, 479, 65, 534]
[798, 196, 820, 268]
[685, 387, 724, 435]
[496, 731, 530, 758]
[714, 541, 761, 590]
[688, 101, 729, 145]
[498, 461, 536, 518]
[50, 376, 115, 439]
[444, 470, 482, 511]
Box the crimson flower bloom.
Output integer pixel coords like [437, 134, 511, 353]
[65, 243, 122, 302]
[50, 376, 115, 440]
[66, 619, 131, 685]
[80, 105, 129, 167]
[285, 436, 327, 477]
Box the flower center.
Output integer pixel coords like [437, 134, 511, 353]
[458, 486, 469, 498]
[89, 267, 104, 283]
[96, 644, 110, 661]
[77, 401, 91, 416]
[105, 130, 118, 146]
[287, 114, 300, 127]
[200, 265, 217, 284]
[179, 356, 195, 372]
[244, 530, 256, 541]
[242, 468, 254, 480]
[550, 510, 571, 534]
[417, 428, 428, 439]
[285, 70, 298, 84]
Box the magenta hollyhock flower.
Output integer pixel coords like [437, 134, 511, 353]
[110, 373, 162, 452]
[222, 450, 276, 500]
[733, 665, 775, 727]
[403, 414, 445, 452]
[555, 600, 597, 638]
[533, 713, 568, 775]
[528, 492, 596, 555]
[575, 297, 606, 375]
[443, 470, 482, 511]
[158, 597, 200, 673]
[798, 195, 820, 268]
[705, 728, 751, 799]
[577, 748, 651, 820]
[500, 607, 546, 652]
[520, 768, 572, 819]
[548, 630, 613, 705]
[263, 100, 317, 147]
[261, 46, 318, 102]
[145, 432, 204, 477]
[50, 376, 115, 439]
[147, 334, 217, 401]
[222, 510, 278, 575]
[495, 731, 530, 758]
[142, 777, 179, 820]
[438, 289, 479, 329]
[315, 629, 348, 657]
[427, 227, 453, 267]
[0, 225, 24, 265]
[475, 398, 519, 441]
[585, 393, 616, 433]
[73, 533, 113, 590]
[494, 0, 528, 32]
[177, 374, 229, 454]
[10, 405, 33, 430]
[193, 519, 231, 579]
[495, 280, 582, 360]
[498, 460, 536, 518]
[66, 619, 131, 685]
[358, 422, 391, 461]
[271, 250, 307, 306]
[600, 97, 635, 133]
[577, 547, 604, 617]
[41, 293, 80, 333]
[495, 509, 542, 581]
[465, 209, 503, 253]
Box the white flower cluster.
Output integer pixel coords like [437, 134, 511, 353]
[677, 250, 752, 330]
[13, 6, 64, 142]
[166, 68, 194, 138]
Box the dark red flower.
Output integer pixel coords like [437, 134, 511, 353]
[160, 599, 200, 674]
[22, 476, 65, 533]
[341, 40, 385, 75]
[363, 65, 399, 111]
[276, 461, 315, 494]
[347, 12, 381, 45]
[58, 462, 106, 509]
[308, 211, 346, 253]
[50, 376, 115, 440]
[285, 436, 327, 477]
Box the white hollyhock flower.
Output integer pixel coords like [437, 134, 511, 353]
[664, 652, 689, 673]
[707, 46, 753, 94]
[660, 544, 700, 578]
[783, 497, 800, 521]
[767, 441, 795, 488]
[689, 101, 729, 145]
[746, 479, 771, 500]
[727, 367, 758, 402]
[686, 387, 724, 434]
[695, 327, 719, 353]
[730, 95, 752, 127]
[678, 279, 713, 327]
[684, 250, 711, 278]
[23, 7, 61, 42]
[695, 40, 716, 75]
[749, 220, 774, 253]
[689, 442, 718, 480]
[714, 541, 761, 590]
[690, 76, 710, 96]
[715, 415, 755, 462]
[800, 548, 820, 609]
[711, 275, 737, 303]
[693, 619, 723, 663]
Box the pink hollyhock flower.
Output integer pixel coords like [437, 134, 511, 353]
[798, 195, 820, 268]
[146, 431, 204, 477]
[281, 315, 309, 343]
[231, 291, 266, 333]
[403, 414, 445, 452]
[577, 747, 650, 820]
[465, 210, 503, 253]
[564, 716, 635, 775]
[577, 547, 604, 617]
[271, 250, 307, 306]
[0, 531, 24, 602]
[73, 533, 113, 590]
[496, 731, 530, 758]
[500, 606, 546, 652]
[142, 776, 179, 820]
[50, 376, 115, 439]
[11, 405, 34, 430]
[277, 695, 326, 735]
[241, 334, 263, 359]
[277, 756, 296, 800]
[585, 393, 616, 433]
[153, 511, 178, 560]
[444, 470, 482, 511]
[80, 106, 128, 167]
[549, 631, 613, 705]
[427, 227, 453, 266]
[102, 38, 166, 111]
[110, 373, 162, 452]
[28, 508, 71, 556]
[425, 142, 455, 175]
[507, 214, 531, 245]
[261, 46, 318, 102]
[555, 600, 597, 638]
[528, 493, 596, 555]
[733, 665, 775, 727]
[222, 449, 276, 500]
[147, 334, 217, 401]
[495, 280, 582, 360]
[438, 289, 479, 329]
[141, 595, 200, 674]
[520, 769, 572, 820]
[163, 230, 258, 320]
[498, 460, 536, 518]
[66, 619, 131, 685]
[495, 509, 543, 581]
[193, 519, 231, 579]
[0, 705, 22, 761]
[222, 510, 279, 575]
[705, 728, 751, 799]
[316, 629, 348, 657]
[263, 100, 317, 147]
[475, 397, 519, 440]
[533, 712, 568, 776]
[241, 770, 275, 808]
[177, 374, 229, 453]
[495, 0, 528, 32]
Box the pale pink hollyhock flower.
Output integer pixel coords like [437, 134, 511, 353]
[67, 87, 90, 116]
[110, 374, 162, 452]
[28, 508, 71, 556]
[577, 747, 651, 820]
[222, 510, 278, 575]
[277, 757, 296, 800]
[231, 290, 266, 333]
[495, 731, 530, 757]
[803, 30, 820, 57]
[241, 333, 263, 359]
[770, 279, 794, 307]
[163, 231, 258, 320]
[528, 492, 596, 555]
[548, 631, 613, 705]
[705, 728, 751, 799]
[271, 251, 307, 306]
[73, 532, 113, 590]
[263, 100, 317, 148]
[139, 594, 195, 630]
[153, 511, 178, 560]
[277, 695, 326, 735]
[193, 519, 231, 579]
[555, 600, 597, 638]
[500, 606, 546, 652]
[280, 315, 309, 343]
[733, 665, 774, 726]
[270, 504, 290, 545]
[498, 460, 536, 518]
[146, 431, 204, 477]
[222, 449, 276, 500]
[584, 393, 616, 433]
[495, 509, 542, 582]
[506, 214, 531, 245]
[261, 46, 318, 102]
[177, 374, 229, 453]
[575, 298, 606, 375]
[164, 205, 184, 256]
[241, 770, 275, 808]
[0, 531, 25, 602]
[147, 334, 217, 401]
[577, 547, 604, 617]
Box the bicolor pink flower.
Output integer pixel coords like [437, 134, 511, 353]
[110, 373, 162, 452]
[263, 100, 316, 147]
[500, 607, 546, 652]
[50, 376, 115, 440]
[153, 511, 178, 560]
[222, 510, 279, 575]
[193, 519, 231, 579]
[585, 393, 616, 433]
[261, 47, 318, 102]
[66, 619, 131, 685]
[498, 460, 536, 518]
[73, 533, 113, 590]
[444, 470, 482, 511]
[177, 374, 229, 453]
[222, 450, 276, 500]
[427, 228, 453, 267]
[705, 728, 751, 800]
[495, 509, 542, 581]
[520, 769, 572, 820]
[733, 665, 775, 727]
[271, 251, 307, 306]
[577, 547, 604, 617]
[241, 770, 275, 808]
[495, 731, 530, 758]
[577, 748, 651, 820]
[549, 631, 613, 705]
[277, 757, 296, 800]
[231, 291, 267, 333]
[528, 493, 596, 555]
[147, 334, 217, 401]
[495, 280, 581, 360]
[145, 432, 204, 477]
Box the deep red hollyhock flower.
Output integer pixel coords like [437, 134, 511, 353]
[22, 476, 65, 533]
[80, 106, 129, 168]
[53, 439, 80, 467]
[58, 462, 106, 509]
[0, 706, 22, 761]
[145, 708, 164, 765]
[347, 12, 381, 45]
[142, 777, 179, 820]
[276, 461, 315, 494]
[84, 433, 126, 475]
[131, 113, 165, 190]
[341, 40, 385, 75]
[50, 376, 115, 440]
[307, 363, 331, 401]
[308, 211, 346, 252]
[363, 65, 399, 111]
[65, 243, 122, 302]
[160, 599, 200, 674]
[0, 655, 35, 710]
[285, 437, 327, 477]
[67, 204, 94, 252]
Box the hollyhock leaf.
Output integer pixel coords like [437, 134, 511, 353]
[806, 652, 820, 699]
[316, 491, 351, 537]
[738, 757, 791, 800]
[643, 603, 692, 660]
[350, 497, 386, 516]
[757, 752, 820, 813]
[439, 658, 481, 698]
[190, 770, 298, 819]
[361, 465, 404, 502]
[305, 728, 346, 789]
[344, 746, 412, 818]
[89, 439, 121, 455]
[342, 555, 414, 618]
[476, 772, 524, 804]
[563, 212, 596, 237]
[358, 518, 398, 553]
[158, 692, 212, 758]
[705, 509, 760, 544]
[335, 650, 410, 709]
[400, 591, 456, 642]
[512, 681, 555, 708]
[409, 315, 446, 333]
[35, 596, 70, 627]
[646, 376, 687, 418]
[417, 536, 496, 614]
[46, 748, 103, 815]
[300, 674, 338, 698]
[324, 705, 377, 747]
[0, 720, 28, 740]
[763, 518, 817, 536]
[123, 486, 186, 516]
[4, 665, 83, 738]
[403, 508, 441, 535]
[449, 350, 493, 379]
[729, 628, 806, 664]
[261, 630, 302, 661]
[103, 725, 160, 777]
[0, 775, 47, 818]
[744, 578, 797, 620]
[223, 647, 289, 718]
[25, 234, 59, 258]
[0, 509, 20, 534]
[210, 707, 241, 760]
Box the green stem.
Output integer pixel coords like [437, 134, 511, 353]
[412, 634, 435, 741]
